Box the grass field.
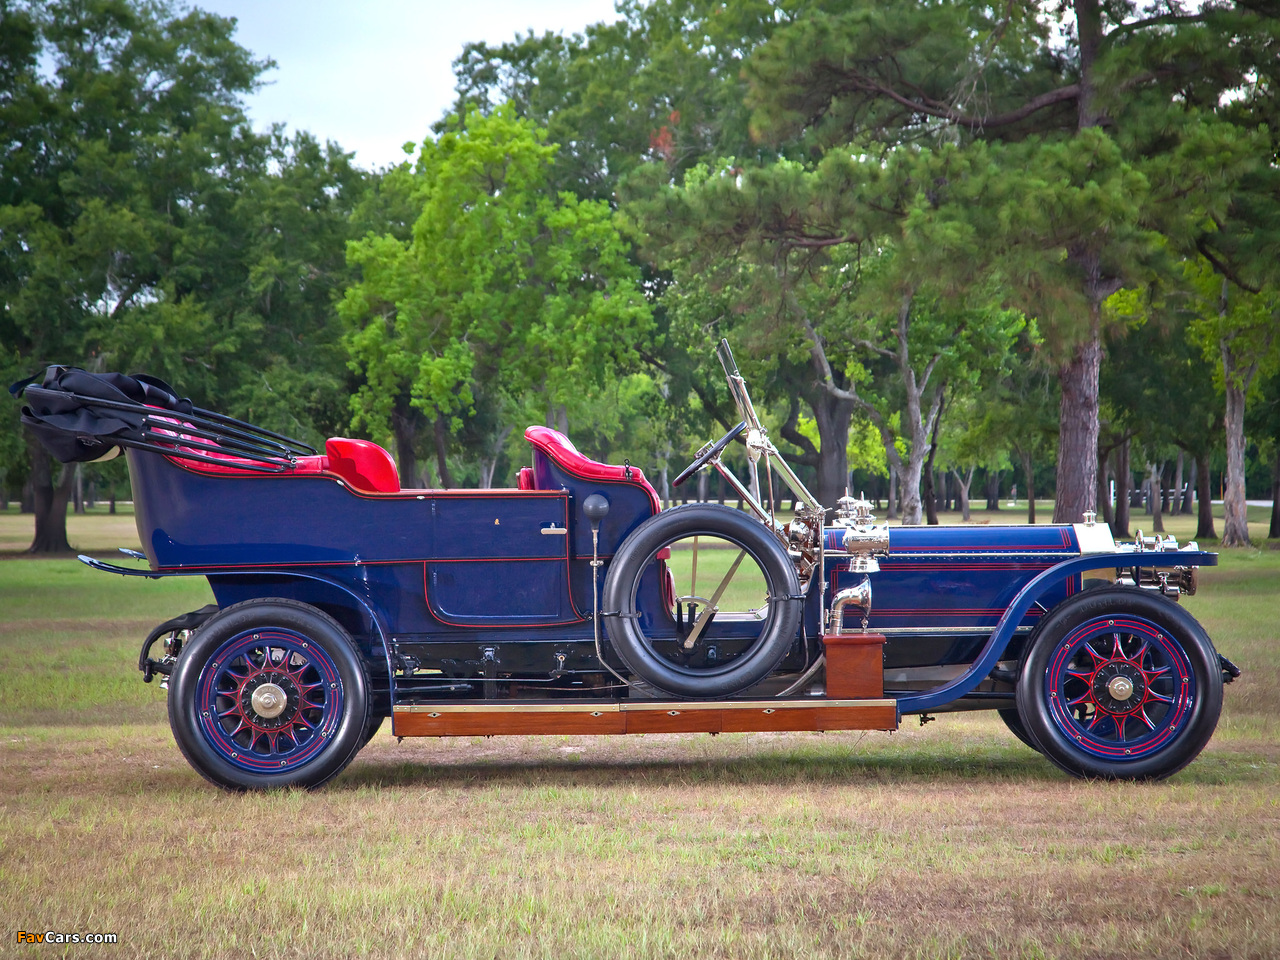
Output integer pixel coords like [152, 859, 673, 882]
[0, 507, 1277, 959]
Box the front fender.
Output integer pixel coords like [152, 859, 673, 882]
[894, 551, 1218, 715]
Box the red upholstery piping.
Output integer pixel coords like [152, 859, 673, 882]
[523, 426, 662, 513]
[148, 412, 402, 494]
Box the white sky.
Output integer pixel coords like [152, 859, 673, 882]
[197, 1, 622, 170]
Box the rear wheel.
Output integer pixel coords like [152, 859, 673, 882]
[1016, 588, 1222, 780]
[602, 504, 803, 699]
[997, 708, 1040, 752]
[168, 598, 370, 790]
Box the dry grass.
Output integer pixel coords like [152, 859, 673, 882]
[0, 504, 141, 555]
[0, 508, 1277, 959]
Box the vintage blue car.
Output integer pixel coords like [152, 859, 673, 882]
[14, 342, 1236, 790]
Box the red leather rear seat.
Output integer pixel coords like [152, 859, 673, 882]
[324, 438, 400, 493]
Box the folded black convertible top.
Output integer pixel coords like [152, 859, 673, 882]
[11, 365, 316, 471]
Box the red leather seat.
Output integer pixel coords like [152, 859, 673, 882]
[324, 438, 400, 493]
[523, 426, 661, 513]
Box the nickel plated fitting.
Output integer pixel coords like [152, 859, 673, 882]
[835, 494, 890, 574]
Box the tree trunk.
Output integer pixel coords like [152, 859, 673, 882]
[923, 400, 943, 525]
[1195, 453, 1217, 540]
[697, 468, 708, 504]
[1183, 457, 1196, 515]
[1054, 328, 1102, 523]
[26, 434, 75, 553]
[1270, 446, 1279, 539]
[1020, 451, 1036, 524]
[1221, 379, 1251, 546]
[433, 414, 456, 489]
[809, 392, 855, 513]
[1096, 446, 1113, 527]
[479, 425, 514, 490]
[392, 396, 426, 489]
[887, 470, 898, 520]
[1171, 450, 1185, 516]
[985, 470, 1001, 511]
[1151, 462, 1166, 533]
[1113, 438, 1131, 538]
[717, 470, 725, 505]
[952, 466, 974, 521]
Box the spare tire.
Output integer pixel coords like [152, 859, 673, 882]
[601, 504, 803, 699]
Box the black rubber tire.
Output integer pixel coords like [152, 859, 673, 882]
[168, 598, 371, 791]
[1016, 587, 1223, 781]
[359, 713, 385, 748]
[602, 503, 803, 699]
[997, 707, 1041, 752]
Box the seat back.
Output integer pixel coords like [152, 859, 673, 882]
[324, 438, 400, 493]
[523, 426, 662, 558]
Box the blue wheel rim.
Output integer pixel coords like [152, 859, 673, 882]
[1044, 615, 1195, 761]
[197, 628, 343, 773]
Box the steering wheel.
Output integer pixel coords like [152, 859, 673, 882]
[672, 421, 745, 487]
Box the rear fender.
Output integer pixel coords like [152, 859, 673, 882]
[79, 555, 395, 703]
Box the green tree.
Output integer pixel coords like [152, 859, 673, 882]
[627, 150, 1024, 517]
[1184, 260, 1279, 546]
[740, 0, 1275, 523]
[443, 0, 791, 200]
[341, 107, 652, 487]
[1, 0, 366, 551]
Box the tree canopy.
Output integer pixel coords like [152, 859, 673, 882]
[5, 0, 1280, 549]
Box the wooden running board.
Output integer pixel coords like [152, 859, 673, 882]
[392, 698, 898, 738]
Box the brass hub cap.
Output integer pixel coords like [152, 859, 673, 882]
[1107, 676, 1135, 701]
[251, 682, 288, 720]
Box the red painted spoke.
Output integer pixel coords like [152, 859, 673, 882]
[1130, 641, 1150, 667]
[1083, 641, 1108, 666]
[1113, 714, 1126, 742]
[1137, 707, 1157, 731]
[1144, 689, 1174, 704]
[1143, 665, 1172, 683]
[1065, 669, 1093, 684]
[1066, 691, 1093, 707]
[1111, 633, 1127, 660]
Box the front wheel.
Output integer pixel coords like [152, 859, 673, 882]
[167, 598, 370, 790]
[1016, 587, 1222, 780]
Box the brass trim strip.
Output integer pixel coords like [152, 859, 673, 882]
[394, 698, 897, 714]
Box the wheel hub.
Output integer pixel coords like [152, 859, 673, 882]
[1107, 675, 1134, 701]
[241, 674, 299, 728]
[250, 681, 288, 719]
[1092, 660, 1146, 714]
